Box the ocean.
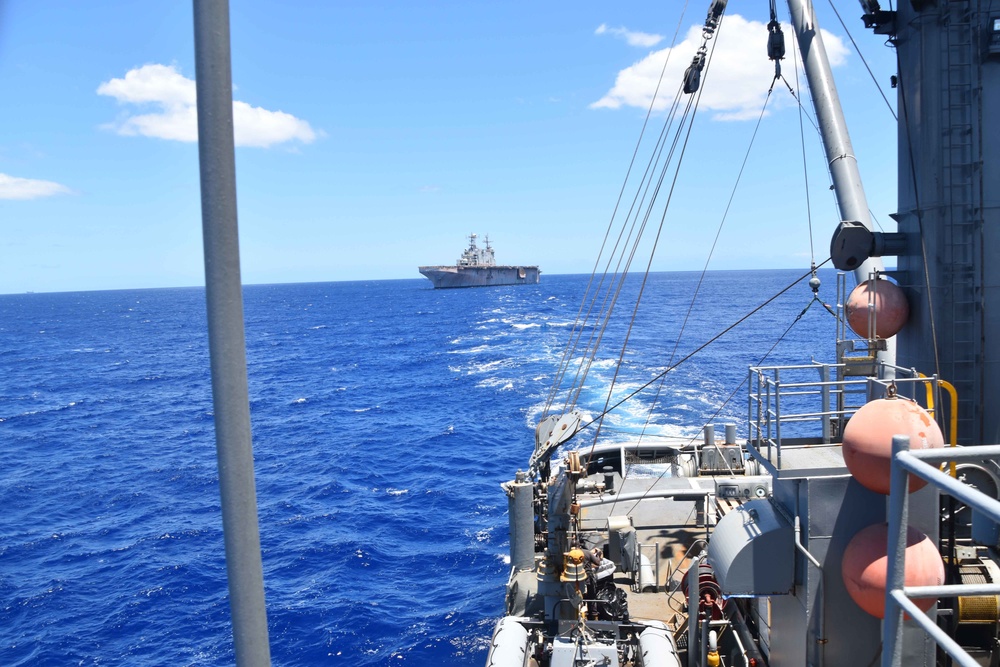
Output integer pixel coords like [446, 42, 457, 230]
[0, 270, 838, 665]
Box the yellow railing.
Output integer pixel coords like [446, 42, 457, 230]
[919, 372, 958, 477]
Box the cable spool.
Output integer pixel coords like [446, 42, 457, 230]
[958, 595, 999, 624]
[957, 559, 1000, 625]
[681, 560, 727, 619]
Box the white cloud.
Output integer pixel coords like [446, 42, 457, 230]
[596, 23, 664, 48]
[0, 173, 72, 200]
[592, 15, 848, 121]
[97, 64, 317, 148]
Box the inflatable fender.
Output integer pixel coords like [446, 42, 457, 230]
[485, 617, 529, 667]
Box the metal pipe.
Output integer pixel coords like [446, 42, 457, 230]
[654, 541, 660, 594]
[193, 2, 271, 664]
[505, 474, 535, 571]
[888, 591, 979, 667]
[820, 364, 831, 443]
[786, 0, 893, 367]
[882, 435, 911, 667]
[722, 616, 748, 667]
[688, 553, 703, 667]
[701, 612, 709, 667]
[726, 602, 765, 667]
[794, 515, 825, 667]
[578, 489, 710, 508]
[905, 583, 1000, 598]
[905, 444, 1000, 462]
[898, 451, 1000, 523]
[794, 516, 822, 569]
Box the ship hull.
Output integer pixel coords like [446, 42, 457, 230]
[418, 265, 540, 289]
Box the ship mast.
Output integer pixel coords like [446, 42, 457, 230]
[193, 1, 272, 664]
[785, 0, 894, 369]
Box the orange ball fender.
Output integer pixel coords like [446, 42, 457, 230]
[842, 522, 944, 619]
[842, 397, 944, 495]
[846, 279, 909, 339]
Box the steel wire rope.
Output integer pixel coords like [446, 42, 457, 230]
[894, 36, 941, 382]
[630, 279, 838, 488]
[566, 92, 696, 416]
[544, 87, 680, 419]
[542, 4, 692, 419]
[571, 8, 750, 504]
[672, 262, 836, 453]
[791, 17, 818, 270]
[826, 0, 898, 121]
[560, 90, 689, 416]
[623, 8, 824, 464]
[604, 8, 837, 507]
[553, 69, 695, 419]
[556, 7, 734, 423]
[603, 262, 831, 517]
[583, 15, 730, 456]
[606, 10, 796, 481]
[578, 263, 822, 433]
[629, 74, 782, 464]
[571, 96, 677, 402]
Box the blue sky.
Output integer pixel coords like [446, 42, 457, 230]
[0, 2, 899, 294]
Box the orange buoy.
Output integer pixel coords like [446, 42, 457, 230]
[846, 279, 909, 339]
[841, 522, 944, 619]
[842, 396, 944, 495]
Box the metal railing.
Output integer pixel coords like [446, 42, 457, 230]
[882, 437, 1000, 667]
[747, 362, 940, 468]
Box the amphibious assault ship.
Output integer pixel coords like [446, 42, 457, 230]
[485, 2, 1000, 667]
[419, 234, 540, 289]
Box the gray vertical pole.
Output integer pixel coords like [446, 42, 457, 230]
[687, 554, 702, 667]
[820, 364, 831, 443]
[192, 1, 272, 665]
[881, 435, 910, 667]
[786, 0, 894, 368]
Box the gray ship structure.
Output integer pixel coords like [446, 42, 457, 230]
[485, 2, 1000, 667]
[419, 234, 539, 288]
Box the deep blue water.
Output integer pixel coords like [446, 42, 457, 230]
[0, 270, 838, 665]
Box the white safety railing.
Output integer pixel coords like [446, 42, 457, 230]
[882, 437, 1000, 667]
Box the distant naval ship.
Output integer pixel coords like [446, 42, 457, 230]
[418, 234, 540, 289]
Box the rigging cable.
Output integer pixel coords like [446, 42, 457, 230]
[826, 0, 898, 121]
[678, 268, 837, 450]
[585, 5, 728, 452]
[542, 1, 692, 419]
[627, 5, 810, 457]
[606, 260, 833, 517]
[558, 42, 701, 417]
[894, 33, 941, 383]
[558, 84, 689, 416]
[578, 262, 828, 432]
[630, 70, 782, 455]
[791, 15, 817, 271]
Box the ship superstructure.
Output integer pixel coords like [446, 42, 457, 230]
[485, 2, 1000, 667]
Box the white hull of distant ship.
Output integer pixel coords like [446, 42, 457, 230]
[486, 2, 1000, 667]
